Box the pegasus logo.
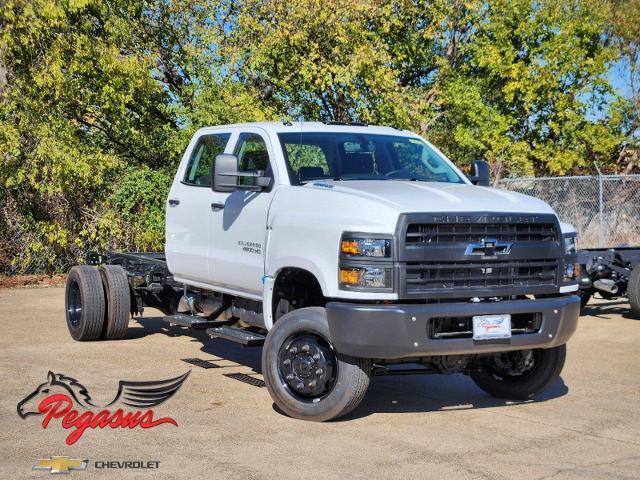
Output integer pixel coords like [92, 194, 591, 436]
[17, 371, 189, 445]
[464, 237, 512, 257]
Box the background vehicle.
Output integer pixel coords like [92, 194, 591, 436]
[577, 247, 640, 316]
[65, 122, 581, 421]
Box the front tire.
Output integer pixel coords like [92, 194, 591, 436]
[470, 345, 566, 400]
[65, 265, 105, 341]
[578, 290, 591, 310]
[262, 307, 371, 421]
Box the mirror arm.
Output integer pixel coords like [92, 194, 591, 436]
[217, 183, 263, 191]
[219, 171, 265, 178]
[255, 176, 271, 188]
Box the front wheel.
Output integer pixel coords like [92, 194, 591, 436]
[470, 345, 566, 400]
[577, 289, 591, 310]
[262, 307, 371, 421]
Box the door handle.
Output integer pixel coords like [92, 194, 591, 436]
[211, 202, 225, 211]
[168, 198, 180, 206]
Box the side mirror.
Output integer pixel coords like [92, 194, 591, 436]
[213, 154, 239, 192]
[469, 160, 490, 187]
[212, 154, 272, 193]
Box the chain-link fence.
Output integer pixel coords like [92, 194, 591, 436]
[1, 224, 72, 276]
[3, 174, 639, 276]
[498, 175, 640, 248]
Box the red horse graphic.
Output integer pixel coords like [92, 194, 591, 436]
[17, 371, 190, 444]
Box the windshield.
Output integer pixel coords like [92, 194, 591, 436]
[278, 132, 464, 185]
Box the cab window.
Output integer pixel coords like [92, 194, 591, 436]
[234, 133, 272, 186]
[183, 133, 231, 186]
[235, 133, 270, 172]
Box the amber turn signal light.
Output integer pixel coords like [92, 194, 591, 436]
[339, 268, 361, 285]
[340, 240, 361, 255]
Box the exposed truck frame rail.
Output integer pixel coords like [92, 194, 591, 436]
[577, 247, 640, 316]
[86, 251, 181, 316]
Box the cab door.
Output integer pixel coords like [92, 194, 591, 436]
[207, 129, 278, 296]
[165, 131, 232, 284]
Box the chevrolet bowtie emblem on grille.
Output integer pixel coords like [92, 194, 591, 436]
[33, 456, 88, 474]
[464, 238, 512, 257]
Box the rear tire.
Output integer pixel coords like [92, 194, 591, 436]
[262, 307, 371, 421]
[65, 266, 105, 341]
[99, 265, 131, 339]
[470, 345, 566, 400]
[628, 265, 640, 318]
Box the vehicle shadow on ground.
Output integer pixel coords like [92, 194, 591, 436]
[269, 376, 569, 421]
[123, 316, 185, 340]
[582, 300, 636, 320]
[130, 315, 569, 420]
[340, 375, 568, 420]
[130, 316, 263, 371]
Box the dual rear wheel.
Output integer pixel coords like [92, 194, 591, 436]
[65, 265, 131, 341]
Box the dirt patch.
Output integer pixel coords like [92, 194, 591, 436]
[0, 274, 66, 289]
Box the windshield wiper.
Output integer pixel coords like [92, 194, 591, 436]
[377, 176, 419, 181]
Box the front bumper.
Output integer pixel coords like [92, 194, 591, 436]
[326, 296, 580, 359]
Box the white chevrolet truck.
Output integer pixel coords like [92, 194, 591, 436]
[65, 122, 580, 421]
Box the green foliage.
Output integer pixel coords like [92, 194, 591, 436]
[109, 167, 173, 251]
[427, 0, 625, 176]
[284, 144, 330, 173]
[0, 0, 637, 273]
[231, 0, 629, 176]
[608, 0, 640, 170]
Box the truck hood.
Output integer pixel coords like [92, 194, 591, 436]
[304, 180, 556, 215]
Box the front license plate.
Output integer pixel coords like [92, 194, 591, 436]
[472, 314, 511, 341]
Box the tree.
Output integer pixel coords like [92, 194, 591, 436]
[439, 0, 624, 176]
[0, 0, 268, 271]
[229, 0, 625, 176]
[0, 0, 635, 273]
[609, 0, 640, 172]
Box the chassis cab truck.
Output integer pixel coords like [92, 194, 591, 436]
[65, 122, 580, 421]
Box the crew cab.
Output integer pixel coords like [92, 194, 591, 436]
[65, 122, 580, 421]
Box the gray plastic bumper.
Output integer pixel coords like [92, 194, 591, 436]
[326, 296, 580, 359]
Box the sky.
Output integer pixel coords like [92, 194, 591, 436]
[609, 58, 633, 98]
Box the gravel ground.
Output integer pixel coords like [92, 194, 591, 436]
[1, 287, 639, 479]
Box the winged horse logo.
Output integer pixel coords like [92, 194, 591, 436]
[17, 371, 190, 444]
[17, 370, 190, 417]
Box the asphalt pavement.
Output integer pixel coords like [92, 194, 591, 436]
[1, 287, 639, 479]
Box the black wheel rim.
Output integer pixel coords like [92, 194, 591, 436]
[67, 280, 82, 329]
[277, 332, 338, 401]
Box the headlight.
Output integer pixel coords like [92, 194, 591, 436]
[339, 267, 392, 289]
[564, 234, 577, 254]
[341, 238, 391, 258]
[339, 233, 394, 291]
[563, 262, 580, 282]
